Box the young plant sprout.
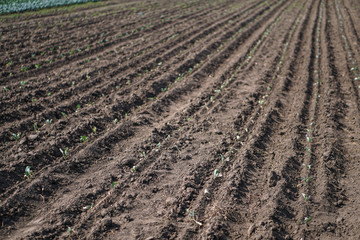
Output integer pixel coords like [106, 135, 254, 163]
[80, 136, 87, 143]
[302, 176, 312, 183]
[33, 122, 39, 131]
[186, 209, 202, 226]
[306, 133, 313, 142]
[303, 216, 312, 224]
[83, 204, 94, 210]
[302, 193, 311, 201]
[46, 119, 52, 125]
[12, 132, 21, 141]
[3, 86, 9, 92]
[111, 182, 118, 188]
[61, 112, 67, 118]
[67, 227, 73, 237]
[76, 104, 81, 110]
[92, 127, 97, 134]
[305, 147, 311, 154]
[130, 166, 136, 173]
[114, 118, 118, 124]
[142, 151, 146, 158]
[204, 189, 210, 195]
[24, 166, 33, 179]
[220, 154, 225, 163]
[59, 147, 68, 159]
[214, 169, 222, 178]
[302, 163, 312, 170]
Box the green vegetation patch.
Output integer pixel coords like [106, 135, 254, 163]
[0, 0, 101, 14]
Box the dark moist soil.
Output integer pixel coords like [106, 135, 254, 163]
[1, 0, 360, 239]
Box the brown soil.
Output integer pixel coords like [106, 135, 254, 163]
[1, 0, 360, 239]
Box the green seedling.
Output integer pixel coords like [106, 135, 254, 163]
[12, 132, 21, 141]
[67, 227, 73, 237]
[47, 92, 51, 96]
[161, 87, 167, 92]
[83, 204, 94, 210]
[61, 112, 67, 118]
[20, 66, 28, 72]
[111, 182, 118, 188]
[130, 166, 136, 173]
[60, 147, 68, 159]
[157, 142, 161, 148]
[186, 117, 191, 121]
[302, 193, 311, 201]
[302, 163, 312, 170]
[302, 176, 312, 183]
[114, 118, 118, 124]
[303, 216, 312, 224]
[32, 98, 37, 103]
[76, 104, 81, 110]
[92, 127, 97, 134]
[35, 64, 40, 69]
[33, 122, 39, 131]
[214, 169, 222, 178]
[46, 119, 52, 125]
[306, 133, 313, 142]
[80, 136, 87, 143]
[186, 208, 202, 226]
[24, 166, 33, 179]
[305, 147, 311, 153]
[3, 86, 9, 92]
[20, 81, 27, 86]
[220, 154, 225, 163]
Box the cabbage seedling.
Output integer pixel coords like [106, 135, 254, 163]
[59, 147, 68, 159]
[306, 133, 313, 142]
[302, 193, 311, 201]
[214, 169, 222, 178]
[186, 208, 202, 226]
[24, 166, 33, 179]
[83, 204, 94, 210]
[302, 177, 312, 183]
[46, 119, 52, 125]
[80, 136, 87, 143]
[130, 166, 136, 173]
[12, 133, 21, 141]
[114, 118, 118, 124]
[302, 163, 312, 170]
[303, 216, 312, 224]
[111, 182, 118, 188]
[33, 122, 39, 131]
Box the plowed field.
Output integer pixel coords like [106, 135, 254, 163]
[1, 0, 360, 239]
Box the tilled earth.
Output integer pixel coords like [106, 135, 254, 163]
[1, 0, 360, 239]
